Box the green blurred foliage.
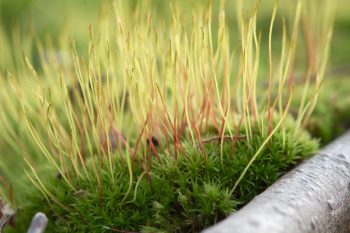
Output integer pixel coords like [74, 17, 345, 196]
[1, 0, 350, 67]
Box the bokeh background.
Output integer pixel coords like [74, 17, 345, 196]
[1, 0, 350, 68]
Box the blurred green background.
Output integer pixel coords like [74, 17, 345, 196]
[1, 0, 349, 69]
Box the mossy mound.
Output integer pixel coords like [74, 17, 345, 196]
[5, 116, 318, 233]
[304, 77, 350, 144]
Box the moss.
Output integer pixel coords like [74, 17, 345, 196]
[5, 115, 318, 233]
[0, 2, 336, 232]
[303, 78, 350, 144]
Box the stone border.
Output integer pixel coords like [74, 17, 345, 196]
[27, 213, 48, 233]
[203, 131, 350, 233]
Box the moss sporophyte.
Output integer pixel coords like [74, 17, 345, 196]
[0, 0, 338, 232]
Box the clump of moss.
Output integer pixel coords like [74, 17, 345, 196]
[0, 1, 334, 232]
[6, 116, 318, 233]
[299, 78, 350, 144]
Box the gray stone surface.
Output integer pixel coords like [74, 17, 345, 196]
[27, 212, 48, 233]
[203, 131, 350, 233]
